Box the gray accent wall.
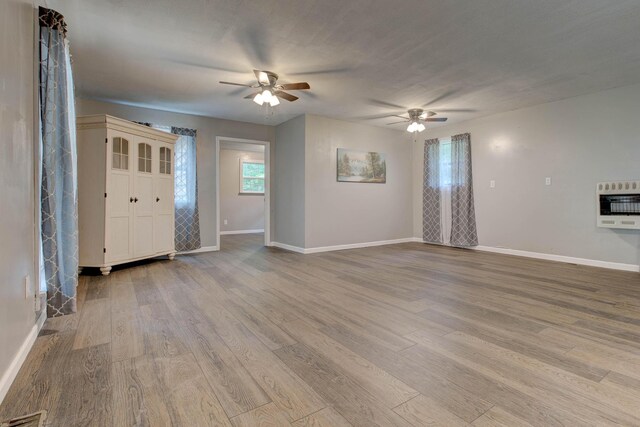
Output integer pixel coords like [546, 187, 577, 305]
[274, 115, 413, 250]
[219, 148, 265, 233]
[413, 83, 640, 266]
[0, 0, 37, 398]
[76, 98, 275, 248]
[274, 115, 306, 248]
[304, 115, 413, 248]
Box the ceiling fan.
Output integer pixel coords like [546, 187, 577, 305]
[386, 109, 448, 132]
[219, 70, 310, 107]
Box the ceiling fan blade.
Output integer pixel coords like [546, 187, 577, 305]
[425, 117, 448, 122]
[386, 120, 408, 125]
[219, 81, 253, 87]
[392, 115, 409, 120]
[254, 69, 270, 84]
[280, 82, 310, 90]
[275, 91, 298, 102]
[244, 92, 260, 99]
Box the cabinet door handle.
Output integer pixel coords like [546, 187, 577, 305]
[130, 197, 134, 203]
[134, 197, 138, 203]
[156, 197, 160, 202]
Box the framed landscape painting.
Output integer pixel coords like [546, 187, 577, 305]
[337, 148, 386, 183]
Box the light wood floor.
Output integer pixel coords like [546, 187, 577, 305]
[2, 234, 640, 426]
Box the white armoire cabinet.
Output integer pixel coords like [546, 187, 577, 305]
[77, 115, 178, 275]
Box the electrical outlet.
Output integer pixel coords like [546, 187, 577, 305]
[24, 274, 30, 299]
[223, 219, 228, 225]
[490, 180, 496, 188]
[545, 177, 552, 186]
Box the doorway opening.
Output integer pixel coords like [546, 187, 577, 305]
[215, 137, 271, 251]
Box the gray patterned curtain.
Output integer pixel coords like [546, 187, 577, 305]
[450, 133, 478, 247]
[423, 139, 442, 243]
[39, 7, 78, 317]
[172, 127, 201, 252]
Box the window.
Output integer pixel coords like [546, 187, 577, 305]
[439, 139, 452, 188]
[112, 137, 129, 170]
[240, 159, 265, 194]
[138, 143, 152, 173]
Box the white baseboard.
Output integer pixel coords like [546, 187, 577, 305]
[220, 229, 264, 235]
[271, 238, 417, 255]
[178, 245, 219, 255]
[271, 242, 306, 254]
[410, 238, 639, 272]
[473, 245, 639, 272]
[0, 320, 41, 405]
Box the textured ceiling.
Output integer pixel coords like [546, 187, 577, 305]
[54, 0, 640, 128]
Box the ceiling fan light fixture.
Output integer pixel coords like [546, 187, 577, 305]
[417, 123, 426, 132]
[269, 96, 280, 106]
[262, 89, 273, 103]
[407, 122, 418, 132]
[253, 93, 264, 105]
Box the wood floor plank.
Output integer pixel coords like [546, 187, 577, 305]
[3, 234, 640, 426]
[72, 298, 111, 349]
[111, 309, 144, 362]
[291, 407, 352, 427]
[472, 406, 533, 427]
[0, 332, 75, 421]
[192, 291, 326, 421]
[230, 402, 292, 427]
[54, 343, 112, 426]
[153, 352, 232, 426]
[112, 356, 172, 426]
[274, 343, 413, 427]
[178, 306, 272, 418]
[392, 394, 470, 427]
[282, 319, 419, 408]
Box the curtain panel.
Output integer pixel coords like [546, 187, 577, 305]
[172, 127, 201, 252]
[423, 138, 442, 244]
[450, 133, 478, 247]
[39, 7, 78, 317]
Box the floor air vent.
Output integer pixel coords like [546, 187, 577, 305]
[1, 410, 47, 427]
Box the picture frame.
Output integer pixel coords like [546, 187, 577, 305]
[337, 148, 386, 183]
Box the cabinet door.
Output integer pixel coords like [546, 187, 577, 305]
[133, 140, 155, 257]
[106, 133, 134, 263]
[154, 144, 175, 253]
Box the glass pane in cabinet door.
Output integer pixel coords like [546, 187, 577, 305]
[113, 153, 120, 169]
[122, 154, 128, 170]
[159, 162, 165, 174]
[160, 147, 165, 161]
[113, 138, 121, 154]
[166, 162, 171, 174]
[139, 158, 145, 172]
[122, 139, 129, 155]
[139, 143, 145, 158]
[146, 159, 152, 173]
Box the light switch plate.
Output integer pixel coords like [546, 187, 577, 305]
[545, 177, 552, 186]
[490, 180, 496, 188]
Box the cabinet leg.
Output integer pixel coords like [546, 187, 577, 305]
[100, 266, 112, 276]
[168, 252, 176, 261]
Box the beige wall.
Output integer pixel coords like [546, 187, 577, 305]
[220, 148, 265, 233]
[0, 0, 37, 401]
[412, 83, 640, 267]
[76, 98, 275, 248]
